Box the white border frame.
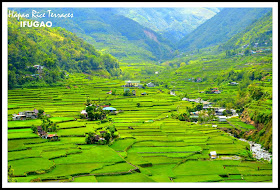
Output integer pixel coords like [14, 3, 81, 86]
[2, 2, 278, 188]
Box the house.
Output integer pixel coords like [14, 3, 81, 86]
[216, 108, 226, 116]
[182, 97, 188, 101]
[229, 82, 239, 85]
[102, 107, 117, 112]
[132, 90, 136, 96]
[141, 92, 147, 95]
[138, 84, 144, 89]
[196, 78, 202, 82]
[94, 135, 100, 142]
[146, 82, 155, 87]
[46, 134, 59, 140]
[24, 110, 37, 119]
[218, 116, 227, 122]
[81, 110, 88, 117]
[33, 65, 44, 73]
[37, 127, 48, 138]
[107, 91, 112, 94]
[155, 71, 159, 75]
[12, 114, 26, 121]
[99, 131, 107, 134]
[92, 135, 105, 142]
[202, 101, 210, 107]
[34, 109, 39, 115]
[213, 90, 221, 94]
[37, 126, 43, 134]
[210, 151, 217, 159]
[124, 80, 140, 87]
[170, 91, 176, 96]
[212, 125, 217, 128]
[188, 99, 197, 102]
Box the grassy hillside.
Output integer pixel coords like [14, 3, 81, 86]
[8, 15, 120, 89]
[177, 8, 271, 52]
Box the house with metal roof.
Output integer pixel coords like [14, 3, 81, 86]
[102, 107, 117, 112]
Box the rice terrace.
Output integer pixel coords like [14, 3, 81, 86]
[4, 3, 277, 186]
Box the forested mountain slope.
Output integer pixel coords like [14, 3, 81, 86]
[220, 10, 272, 51]
[177, 8, 271, 52]
[8, 16, 120, 89]
[10, 8, 175, 63]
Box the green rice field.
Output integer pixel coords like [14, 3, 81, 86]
[6, 74, 272, 183]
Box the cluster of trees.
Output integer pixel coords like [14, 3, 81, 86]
[85, 105, 108, 121]
[123, 89, 135, 96]
[31, 116, 59, 133]
[172, 106, 217, 124]
[80, 97, 110, 121]
[85, 125, 118, 145]
[186, 104, 203, 112]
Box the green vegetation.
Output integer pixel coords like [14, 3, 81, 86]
[6, 7, 273, 183]
[8, 14, 120, 89]
[178, 8, 271, 52]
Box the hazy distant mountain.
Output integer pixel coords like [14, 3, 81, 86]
[177, 8, 271, 52]
[113, 8, 221, 42]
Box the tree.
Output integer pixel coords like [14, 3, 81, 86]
[111, 89, 116, 95]
[248, 85, 264, 100]
[84, 97, 92, 106]
[244, 48, 250, 56]
[38, 109, 44, 118]
[180, 62, 186, 67]
[85, 132, 96, 144]
[137, 103, 141, 107]
[31, 125, 37, 133]
[207, 109, 215, 124]
[8, 165, 17, 182]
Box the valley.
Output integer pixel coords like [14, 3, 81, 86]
[5, 6, 275, 184]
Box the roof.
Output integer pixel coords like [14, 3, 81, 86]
[47, 134, 58, 137]
[81, 110, 87, 114]
[14, 114, 26, 117]
[25, 110, 35, 113]
[125, 80, 140, 83]
[102, 107, 117, 111]
[218, 116, 227, 118]
[210, 151, 217, 155]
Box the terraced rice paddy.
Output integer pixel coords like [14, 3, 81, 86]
[6, 75, 272, 183]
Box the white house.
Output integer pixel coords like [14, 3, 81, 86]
[216, 108, 226, 116]
[210, 151, 217, 159]
[218, 116, 227, 122]
[146, 82, 155, 87]
[12, 114, 26, 121]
